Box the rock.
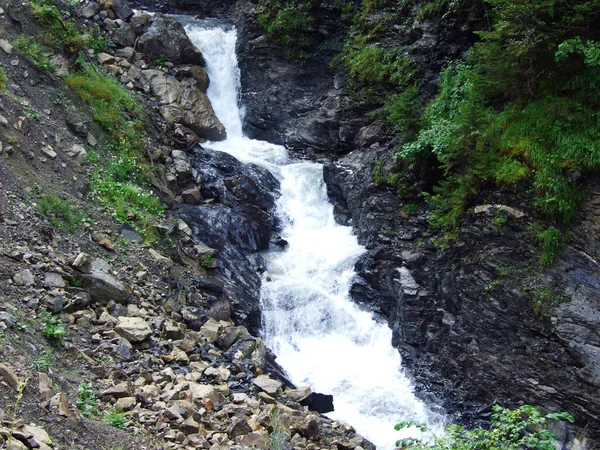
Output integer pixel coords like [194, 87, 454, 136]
[115, 316, 152, 342]
[200, 318, 223, 343]
[142, 69, 226, 141]
[217, 325, 249, 350]
[111, 0, 133, 20]
[303, 392, 334, 414]
[65, 117, 87, 136]
[38, 372, 53, 400]
[138, 14, 203, 65]
[81, 269, 128, 304]
[229, 417, 252, 438]
[40, 144, 57, 159]
[162, 319, 185, 340]
[148, 248, 173, 266]
[13, 269, 34, 286]
[112, 23, 136, 47]
[252, 375, 281, 395]
[49, 393, 69, 416]
[285, 386, 312, 402]
[81, 2, 100, 18]
[71, 252, 93, 273]
[187, 383, 225, 403]
[102, 382, 134, 399]
[0, 363, 20, 390]
[5, 439, 27, 450]
[182, 416, 203, 434]
[97, 52, 115, 65]
[0, 38, 13, 54]
[21, 425, 52, 447]
[236, 432, 270, 449]
[67, 144, 87, 164]
[119, 223, 143, 243]
[43, 272, 66, 289]
[181, 186, 202, 205]
[291, 415, 320, 439]
[91, 232, 114, 250]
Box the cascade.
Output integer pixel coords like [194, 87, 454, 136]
[182, 18, 444, 448]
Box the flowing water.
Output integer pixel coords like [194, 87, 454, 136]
[182, 18, 444, 448]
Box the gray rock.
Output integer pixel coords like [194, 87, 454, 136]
[71, 252, 93, 273]
[97, 52, 115, 65]
[115, 316, 152, 342]
[81, 269, 128, 304]
[43, 273, 66, 289]
[102, 381, 134, 398]
[0, 38, 13, 54]
[0, 363, 20, 390]
[252, 375, 281, 395]
[119, 223, 143, 243]
[112, 24, 136, 47]
[111, 0, 133, 20]
[81, 2, 100, 19]
[41, 145, 57, 159]
[138, 15, 203, 66]
[13, 268, 34, 286]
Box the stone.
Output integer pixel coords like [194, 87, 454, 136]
[138, 15, 203, 65]
[41, 145, 57, 159]
[13, 269, 34, 286]
[81, 269, 128, 304]
[81, 2, 100, 18]
[0, 363, 20, 390]
[112, 0, 133, 20]
[97, 52, 115, 65]
[6, 440, 27, 450]
[181, 186, 202, 205]
[67, 144, 87, 164]
[252, 375, 282, 395]
[115, 396, 136, 410]
[38, 372, 53, 400]
[285, 386, 312, 402]
[115, 316, 152, 342]
[71, 252, 93, 273]
[66, 117, 87, 136]
[162, 320, 185, 340]
[21, 425, 52, 447]
[236, 432, 270, 449]
[43, 273, 66, 288]
[187, 383, 225, 403]
[112, 24, 136, 47]
[0, 38, 13, 54]
[229, 417, 252, 438]
[148, 248, 173, 266]
[200, 318, 223, 343]
[102, 381, 134, 399]
[49, 393, 69, 416]
[291, 415, 320, 439]
[182, 416, 203, 434]
[119, 223, 143, 243]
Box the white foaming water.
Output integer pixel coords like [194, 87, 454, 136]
[183, 19, 444, 449]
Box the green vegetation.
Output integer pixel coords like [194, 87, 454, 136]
[0, 67, 8, 92]
[40, 310, 67, 347]
[396, 405, 574, 449]
[14, 36, 56, 71]
[65, 66, 164, 239]
[104, 408, 127, 428]
[257, 0, 315, 55]
[32, 348, 55, 371]
[343, 0, 600, 265]
[201, 254, 215, 268]
[37, 193, 84, 233]
[76, 382, 100, 418]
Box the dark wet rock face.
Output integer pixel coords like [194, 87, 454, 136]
[173, 147, 279, 334]
[324, 147, 600, 440]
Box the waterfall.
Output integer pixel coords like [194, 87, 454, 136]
[183, 18, 444, 449]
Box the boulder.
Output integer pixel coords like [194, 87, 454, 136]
[252, 375, 281, 395]
[115, 316, 152, 342]
[13, 268, 34, 286]
[138, 15, 203, 65]
[81, 269, 128, 304]
[111, 0, 133, 20]
[142, 69, 226, 141]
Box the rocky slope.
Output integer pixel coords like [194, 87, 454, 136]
[0, 1, 373, 449]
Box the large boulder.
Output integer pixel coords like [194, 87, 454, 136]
[138, 14, 203, 65]
[142, 69, 226, 141]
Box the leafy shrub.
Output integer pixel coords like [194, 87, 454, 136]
[32, 349, 55, 371]
[104, 408, 127, 428]
[258, 0, 314, 50]
[37, 193, 84, 232]
[76, 382, 100, 417]
[344, 45, 418, 87]
[14, 36, 56, 72]
[396, 405, 574, 449]
[40, 311, 67, 347]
